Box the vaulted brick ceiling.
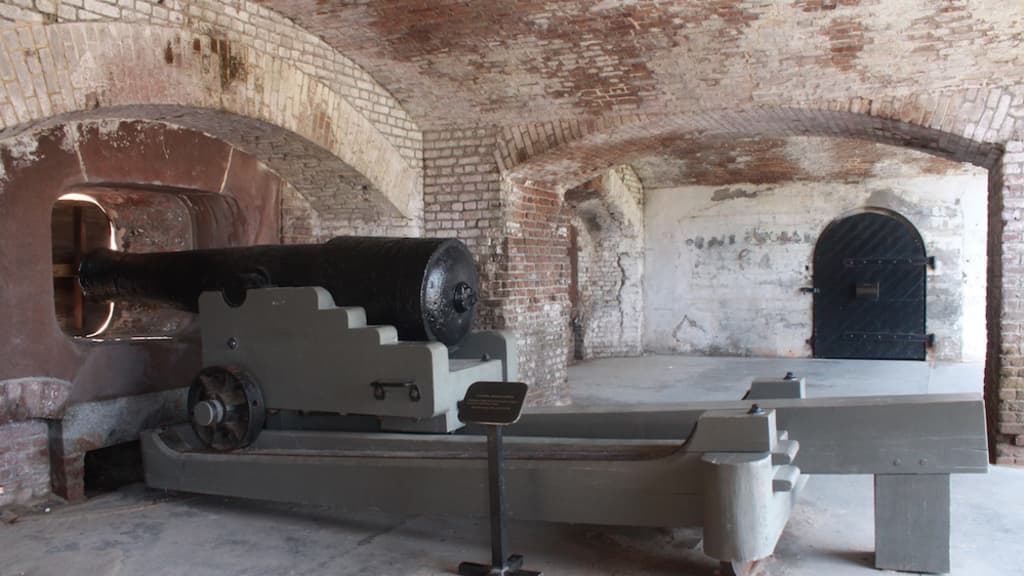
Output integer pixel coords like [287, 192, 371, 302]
[630, 136, 975, 189]
[260, 0, 1021, 129]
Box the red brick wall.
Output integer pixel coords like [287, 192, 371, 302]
[0, 421, 50, 507]
[992, 141, 1024, 464]
[501, 183, 573, 404]
[0, 378, 70, 506]
[422, 129, 573, 402]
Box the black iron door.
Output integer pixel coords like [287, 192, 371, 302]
[812, 211, 929, 360]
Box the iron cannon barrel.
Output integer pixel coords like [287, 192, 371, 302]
[78, 236, 480, 346]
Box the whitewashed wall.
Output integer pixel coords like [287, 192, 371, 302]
[644, 171, 987, 361]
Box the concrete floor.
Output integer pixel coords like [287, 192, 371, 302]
[1, 356, 1019, 576]
[568, 355, 983, 406]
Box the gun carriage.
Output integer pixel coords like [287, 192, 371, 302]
[80, 237, 987, 576]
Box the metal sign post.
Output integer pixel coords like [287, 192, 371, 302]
[457, 381, 541, 576]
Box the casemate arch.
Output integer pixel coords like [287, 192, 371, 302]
[0, 22, 422, 231]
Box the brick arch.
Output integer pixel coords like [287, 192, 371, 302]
[493, 98, 1024, 466]
[491, 94, 1022, 402]
[0, 22, 421, 227]
[500, 92, 1022, 192]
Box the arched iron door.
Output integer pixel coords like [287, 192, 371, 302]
[812, 211, 930, 360]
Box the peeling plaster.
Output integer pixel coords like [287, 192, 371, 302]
[711, 187, 759, 202]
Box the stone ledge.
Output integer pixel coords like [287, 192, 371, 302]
[61, 388, 187, 454]
[0, 378, 72, 426]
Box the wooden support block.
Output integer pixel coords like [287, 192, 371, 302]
[874, 474, 950, 574]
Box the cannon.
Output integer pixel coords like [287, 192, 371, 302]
[80, 236, 514, 446]
[110, 237, 985, 575]
[79, 236, 480, 346]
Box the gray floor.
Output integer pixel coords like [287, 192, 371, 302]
[568, 355, 983, 406]
[2, 356, 1019, 576]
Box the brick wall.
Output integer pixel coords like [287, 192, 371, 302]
[421, 129, 575, 402]
[0, 377, 69, 507]
[502, 182, 572, 404]
[0, 0, 423, 167]
[422, 125, 574, 402]
[0, 421, 49, 506]
[421, 128, 505, 328]
[0, 18, 422, 234]
[992, 141, 1024, 464]
[424, 132, 647, 399]
[281, 183, 317, 244]
[567, 166, 644, 360]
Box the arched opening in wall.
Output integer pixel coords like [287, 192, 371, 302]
[569, 202, 605, 362]
[812, 209, 931, 360]
[51, 186, 250, 340]
[564, 167, 645, 362]
[51, 194, 117, 337]
[505, 109, 995, 439]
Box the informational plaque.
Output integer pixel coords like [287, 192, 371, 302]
[458, 381, 528, 426]
[456, 381, 541, 576]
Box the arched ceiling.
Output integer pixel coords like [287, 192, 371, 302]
[630, 136, 983, 189]
[259, 0, 1024, 129]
